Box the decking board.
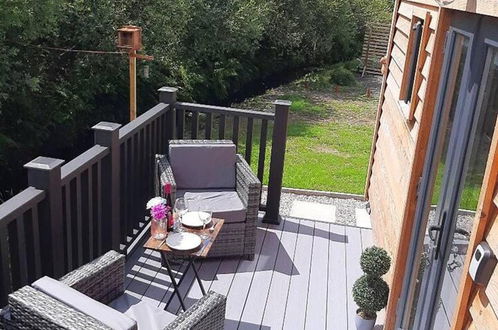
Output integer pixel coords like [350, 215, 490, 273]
[305, 221, 329, 329]
[282, 220, 315, 329]
[327, 223, 348, 330]
[239, 221, 285, 329]
[224, 225, 268, 329]
[260, 217, 301, 329]
[345, 225, 363, 330]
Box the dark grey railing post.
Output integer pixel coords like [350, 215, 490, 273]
[24, 157, 65, 277]
[93, 122, 122, 252]
[158, 87, 177, 141]
[263, 100, 291, 225]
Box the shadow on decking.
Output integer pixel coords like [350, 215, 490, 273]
[125, 216, 366, 329]
[276, 216, 349, 243]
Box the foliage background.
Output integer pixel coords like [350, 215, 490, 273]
[0, 0, 392, 197]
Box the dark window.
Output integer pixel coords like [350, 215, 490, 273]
[404, 21, 424, 103]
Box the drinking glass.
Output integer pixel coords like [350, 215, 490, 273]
[199, 211, 212, 240]
[174, 198, 188, 232]
[151, 218, 167, 240]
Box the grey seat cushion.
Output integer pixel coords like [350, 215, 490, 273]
[178, 189, 246, 224]
[169, 142, 236, 189]
[110, 293, 177, 330]
[32, 276, 136, 330]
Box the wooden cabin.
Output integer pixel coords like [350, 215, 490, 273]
[366, 0, 498, 329]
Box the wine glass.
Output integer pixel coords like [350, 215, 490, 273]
[174, 198, 188, 232]
[198, 210, 212, 240]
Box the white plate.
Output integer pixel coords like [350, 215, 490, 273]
[166, 232, 202, 251]
[181, 211, 211, 228]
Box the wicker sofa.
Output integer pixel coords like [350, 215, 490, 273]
[155, 140, 261, 260]
[0, 251, 226, 330]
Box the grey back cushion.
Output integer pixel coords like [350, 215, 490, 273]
[169, 142, 236, 189]
[32, 276, 136, 330]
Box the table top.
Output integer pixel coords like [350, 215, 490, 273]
[144, 218, 224, 258]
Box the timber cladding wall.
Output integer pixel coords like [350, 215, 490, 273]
[367, 0, 442, 328]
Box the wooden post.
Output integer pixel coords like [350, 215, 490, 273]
[263, 100, 291, 225]
[129, 50, 137, 121]
[362, 26, 372, 77]
[158, 87, 177, 141]
[24, 157, 65, 277]
[92, 122, 122, 252]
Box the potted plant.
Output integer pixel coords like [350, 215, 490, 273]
[352, 246, 391, 330]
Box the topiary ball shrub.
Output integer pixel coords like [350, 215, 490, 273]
[329, 65, 357, 86]
[360, 246, 391, 277]
[352, 275, 390, 319]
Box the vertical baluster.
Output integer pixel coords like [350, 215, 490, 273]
[76, 176, 83, 266]
[125, 139, 132, 238]
[139, 128, 146, 225]
[0, 230, 11, 305]
[257, 119, 268, 183]
[178, 108, 185, 139]
[245, 118, 254, 164]
[163, 113, 169, 144]
[156, 118, 161, 154]
[160, 114, 165, 152]
[191, 111, 199, 139]
[87, 166, 94, 260]
[219, 115, 226, 139]
[133, 132, 140, 231]
[129, 136, 136, 235]
[32, 206, 42, 278]
[157, 115, 163, 152]
[206, 113, 213, 139]
[64, 185, 73, 271]
[146, 124, 153, 196]
[96, 161, 103, 255]
[232, 116, 239, 149]
[16, 215, 28, 287]
[119, 143, 126, 245]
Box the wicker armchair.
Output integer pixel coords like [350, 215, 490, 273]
[1, 251, 226, 330]
[155, 140, 261, 260]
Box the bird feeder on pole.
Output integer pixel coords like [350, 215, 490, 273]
[117, 25, 154, 121]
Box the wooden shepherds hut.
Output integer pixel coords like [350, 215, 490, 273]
[367, 0, 498, 329]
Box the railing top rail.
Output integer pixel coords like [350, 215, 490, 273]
[0, 187, 45, 225]
[119, 103, 170, 140]
[176, 102, 275, 121]
[61, 145, 109, 184]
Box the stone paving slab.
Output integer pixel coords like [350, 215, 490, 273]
[355, 208, 372, 228]
[289, 200, 337, 223]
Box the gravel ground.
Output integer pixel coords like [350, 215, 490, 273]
[261, 190, 368, 226]
[261, 189, 476, 230]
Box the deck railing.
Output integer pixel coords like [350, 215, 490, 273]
[0, 87, 289, 305]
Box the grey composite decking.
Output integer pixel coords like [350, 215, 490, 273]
[124, 216, 375, 329]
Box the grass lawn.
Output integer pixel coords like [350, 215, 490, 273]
[231, 70, 381, 195]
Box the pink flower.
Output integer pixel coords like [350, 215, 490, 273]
[150, 203, 170, 220]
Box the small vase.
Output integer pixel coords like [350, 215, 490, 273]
[151, 218, 167, 240]
[354, 309, 376, 330]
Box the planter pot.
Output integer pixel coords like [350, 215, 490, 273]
[354, 309, 376, 330]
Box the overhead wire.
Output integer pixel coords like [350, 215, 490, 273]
[6, 40, 128, 55]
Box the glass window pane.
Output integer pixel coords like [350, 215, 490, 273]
[442, 46, 498, 325]
[405, 33, 470, 329]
